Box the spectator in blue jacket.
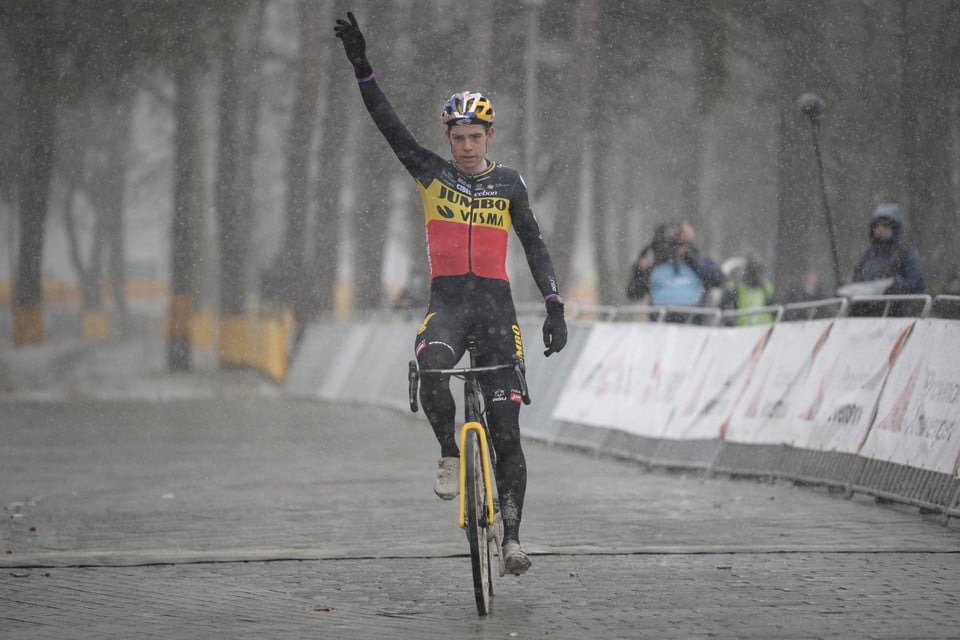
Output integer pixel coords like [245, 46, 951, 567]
[627, 221, 725, 323]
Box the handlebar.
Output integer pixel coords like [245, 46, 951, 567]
[407, 358, 531, 413]
[512, 354, 532, 406]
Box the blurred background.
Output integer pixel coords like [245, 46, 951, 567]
[1, 0, 958, 365]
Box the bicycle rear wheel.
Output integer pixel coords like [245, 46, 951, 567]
[463, 429, 491, 616]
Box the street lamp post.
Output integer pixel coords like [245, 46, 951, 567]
[799, 92, 841, 289]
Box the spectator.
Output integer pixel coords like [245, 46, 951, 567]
[847, 202, 926, 317]
[722, 250, 774, 325]
[780, 270, 831, 320]
[944, 269, 960, 296]
[785, 271, 824, 304]
[626, 221, 724, 323]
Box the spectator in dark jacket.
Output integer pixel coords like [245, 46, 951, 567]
[848, 202, 926, 316]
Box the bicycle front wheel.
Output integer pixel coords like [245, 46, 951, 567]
[464, 429, 491, 616]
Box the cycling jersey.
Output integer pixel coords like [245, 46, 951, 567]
[357, 77, 560, 299]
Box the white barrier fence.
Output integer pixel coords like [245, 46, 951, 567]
[287, 310, 960, 521]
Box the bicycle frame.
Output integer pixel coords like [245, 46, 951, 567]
[407, 346, 531, 532]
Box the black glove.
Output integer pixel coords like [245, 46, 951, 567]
[334, 11, 373, 79]
[542, 297, 567, 357]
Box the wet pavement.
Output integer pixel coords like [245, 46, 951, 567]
[1, 331, 959, 639]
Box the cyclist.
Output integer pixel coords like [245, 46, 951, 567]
[335, 11, 567, 575]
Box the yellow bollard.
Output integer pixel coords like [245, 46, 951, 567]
[218, 315, 248, 366]
[13, 306, 45, 345]
[83, 309, 111, 341]
[191, 310, 218, 350]
[262, 316, 288, 382]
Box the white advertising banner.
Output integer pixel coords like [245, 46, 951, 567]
[786, 318, 916, 453]
[551, 323, 710, 438]
[665, 325, 772, 441]
[859, 319, 960, 475]
[550, 323, 639, 429]
[724, 320, 835, 445]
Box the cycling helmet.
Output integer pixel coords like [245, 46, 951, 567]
[441, 91, 495, 127]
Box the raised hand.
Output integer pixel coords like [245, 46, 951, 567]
[334, 11, 372, 78]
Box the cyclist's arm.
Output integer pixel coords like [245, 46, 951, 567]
[510, 174, 561, 299]
[356, 76, 441, 180]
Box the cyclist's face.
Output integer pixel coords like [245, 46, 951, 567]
[445, 124, 493, 174]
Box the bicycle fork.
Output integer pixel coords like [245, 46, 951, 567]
[458, 422, 497, 530]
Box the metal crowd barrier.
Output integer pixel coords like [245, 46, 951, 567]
[289, 293, 960, 524]
[562, 293, 941, 325]
[844, 294, 933, 318]
[931, 294, 960, 320]
[779, 297, 848, 321]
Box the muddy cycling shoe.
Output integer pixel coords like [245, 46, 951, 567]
[502, 540, 531, 575]
[434, 457, 459, 500]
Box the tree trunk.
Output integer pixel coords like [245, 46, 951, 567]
[11, 26, 56, 345]
[168, 63, 205, 370]
[277, 0, 325, 324]
[215, 10, 246, 321]
[764, 5, 834, 295]
[591, 4, 622, 306]
[900, 3, 956, 293]
[688, 2, 727, 249]
[350, 125, 391, 312]
[236, 0, 266, 309]
[548, 1, 600, 290]
[102, 92, 133, 317]
[350, 2, 394, 312]
[310, 73, 347, 317]
[61, 172, 105, 313]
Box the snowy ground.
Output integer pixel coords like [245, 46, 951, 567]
[0, 308, 280, 402]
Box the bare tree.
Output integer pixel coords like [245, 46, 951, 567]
[900, 1, 959, 292]
[271, 0, 328, 325]
[686, 0, 728, 249]
[548, 1, 601, 289]
[350, 1, 396, 312]
[310, 54, 349, 317]
[3, 3, 59, 344]
[168, 59, 206, 370]
[61, 167, 106, 313]
[214, 1, 257, 331]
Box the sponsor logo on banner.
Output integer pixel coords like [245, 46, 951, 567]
[860, 319, 960, 474]
[664, 325, 771, 441]
[552, 323, 708, 438]
[783, 319, 915, 453]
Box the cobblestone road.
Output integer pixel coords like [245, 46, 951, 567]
[1, 339, 959, 638]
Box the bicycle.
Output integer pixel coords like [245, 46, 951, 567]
[407, 337, 530, 616]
